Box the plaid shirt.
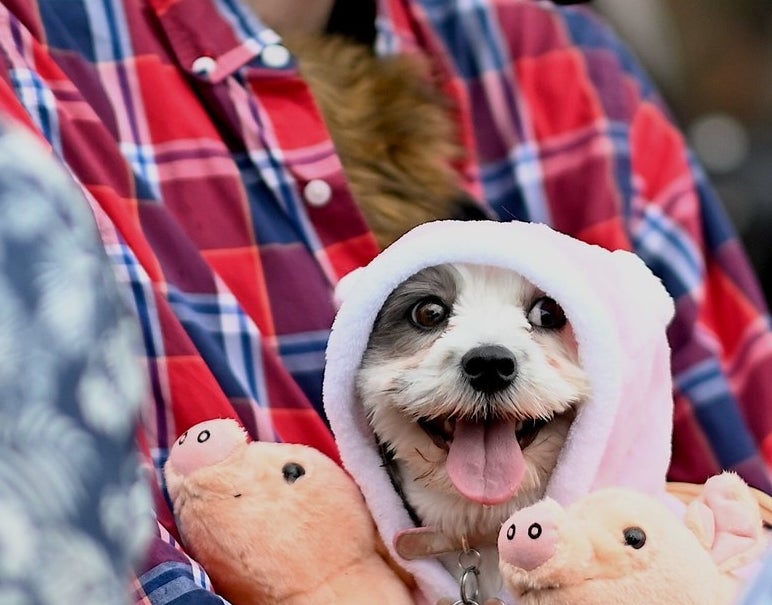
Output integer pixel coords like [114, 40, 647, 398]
[0, 0, 769, 602]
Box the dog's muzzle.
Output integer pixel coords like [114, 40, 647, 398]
[411, 344, 558, 506]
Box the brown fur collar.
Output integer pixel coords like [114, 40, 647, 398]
[287, 34, 487, 248]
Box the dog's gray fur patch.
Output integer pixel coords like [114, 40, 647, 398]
[362, 264, 459, 365]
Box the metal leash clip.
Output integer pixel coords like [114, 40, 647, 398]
[452, 537, 481, 605]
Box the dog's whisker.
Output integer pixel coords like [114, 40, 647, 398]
[414, 447, 444, 466]
[415, 467, 434, 482]
[383, 386, 406, 395]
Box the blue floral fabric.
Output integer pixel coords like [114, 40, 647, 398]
[0, 123, 152, 604]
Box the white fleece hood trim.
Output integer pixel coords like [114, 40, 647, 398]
[323, 220, 675, 601]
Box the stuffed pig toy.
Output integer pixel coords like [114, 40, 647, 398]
[164, 418, 414, 605]
[497, 472, 767, 605]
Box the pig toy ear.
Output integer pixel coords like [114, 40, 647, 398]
[684, 472, 767, 572]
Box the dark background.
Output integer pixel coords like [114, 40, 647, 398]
[596, 0, 772, 303]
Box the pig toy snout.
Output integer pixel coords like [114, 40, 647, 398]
[166, 418, 248, 477]
[498, 498, 565, 571]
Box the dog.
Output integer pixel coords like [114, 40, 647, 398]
[292, 33, 587, 599]
[356, 262, 591, 599]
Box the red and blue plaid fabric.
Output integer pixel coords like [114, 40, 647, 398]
[0, 0, 769, 602]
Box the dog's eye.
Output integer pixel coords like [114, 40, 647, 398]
[409, 297, 449, 329]
[623, 527, 646, 549]
[527, 297, 567, 330]
[282, 462, 306, 484]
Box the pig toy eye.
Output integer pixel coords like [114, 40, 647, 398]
[623, 527, 646, 549]
[282, 462, 306, 484]
[528, 523, 542, 539]
[506, 524, 516, 540]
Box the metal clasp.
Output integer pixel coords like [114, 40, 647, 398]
[452, 538, 481, 605]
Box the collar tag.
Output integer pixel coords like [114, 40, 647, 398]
[394, 527, 460, 560]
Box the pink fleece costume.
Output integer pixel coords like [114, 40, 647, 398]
[323, 220, 676, 604]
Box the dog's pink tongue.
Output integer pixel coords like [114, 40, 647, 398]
[446, 419, 525, 505]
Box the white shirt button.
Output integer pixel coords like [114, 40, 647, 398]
[191, 56, 217, 79]
[260, 30, 282, 46]
[303, 179, 332, 207]
[261, 44, 292, 69]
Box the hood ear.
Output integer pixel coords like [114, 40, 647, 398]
[334, 267, 366, 308]
[610, 250, 675, 328]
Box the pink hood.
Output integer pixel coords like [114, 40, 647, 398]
[323, 220, 675, 602]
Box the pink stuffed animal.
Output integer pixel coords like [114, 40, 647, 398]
[497, 473, 766, 605]
[164, 418, 414, 605]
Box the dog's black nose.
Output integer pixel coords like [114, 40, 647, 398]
[461, 345, 518, 393]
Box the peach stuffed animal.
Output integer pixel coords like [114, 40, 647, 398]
[497, 473, 767, 605]
[164, 418, 414, 605]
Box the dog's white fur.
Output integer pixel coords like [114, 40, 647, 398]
[356, 263, 591, 599]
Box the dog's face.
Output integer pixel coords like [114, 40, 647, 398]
[356, 263, 591, 540]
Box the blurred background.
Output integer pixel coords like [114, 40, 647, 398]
[595, 0, 772, 304]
